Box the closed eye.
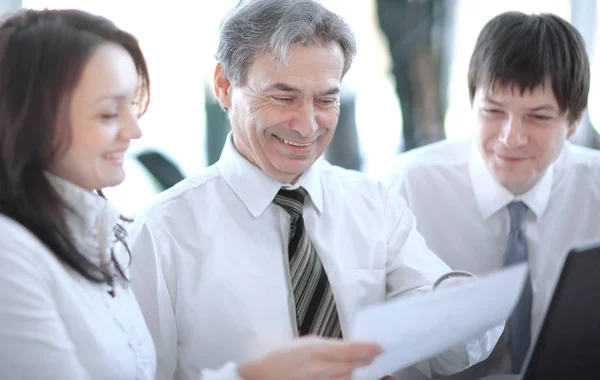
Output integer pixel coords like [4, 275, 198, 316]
[483, 108, 502, 114]
[272, 96, 294, 103]
[318, 98, 338, 105]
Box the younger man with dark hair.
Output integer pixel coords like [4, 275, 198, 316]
[386, 11, 600, 379]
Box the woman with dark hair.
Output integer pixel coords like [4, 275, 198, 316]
[0, 7, 384, 380]
[0, 8, 156, 379]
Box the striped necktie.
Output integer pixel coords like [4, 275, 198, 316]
[504, 201, 532, 373]
[274, 187, 342, 338]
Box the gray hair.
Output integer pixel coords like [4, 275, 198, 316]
[215, 0, 357, 86]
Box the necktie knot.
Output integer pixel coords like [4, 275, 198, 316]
[274, 187, 307, 217]
[508, 201, 528, 232]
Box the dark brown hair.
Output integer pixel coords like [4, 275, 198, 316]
[0, 9, 150, 283]
[468, 11, 589, 124]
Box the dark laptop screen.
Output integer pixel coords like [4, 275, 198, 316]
[523, 240, 600, 379]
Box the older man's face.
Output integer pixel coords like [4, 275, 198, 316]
[215, 42, 344, 184]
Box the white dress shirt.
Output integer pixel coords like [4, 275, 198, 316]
[127, 136, 501, 380]
[0, 175, 156, 380]
[386, 138, 600, 338]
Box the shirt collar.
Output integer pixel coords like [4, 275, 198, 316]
[216, 133, 324, 218]
[44, 172, 122, 268]
[468, 142, 553, 220]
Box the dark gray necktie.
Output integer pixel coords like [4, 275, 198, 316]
[274, 187, 342, 338]
[504, 201, 532, 373]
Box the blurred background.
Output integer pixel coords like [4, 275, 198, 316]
[2, 0, 599, 215]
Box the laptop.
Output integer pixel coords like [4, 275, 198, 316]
[482, 239, 600, 380]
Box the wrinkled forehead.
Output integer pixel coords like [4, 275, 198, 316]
[245, 44, 345, 93]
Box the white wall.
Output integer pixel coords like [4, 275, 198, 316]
[0, 0, 20, 15]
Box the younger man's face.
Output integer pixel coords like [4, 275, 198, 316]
[473, 78, 579, 194]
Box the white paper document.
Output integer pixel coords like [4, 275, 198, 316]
[349, 264, 528, 380]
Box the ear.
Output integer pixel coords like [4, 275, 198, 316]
[214, 63, 232, 111]
[567, 111, 584, 138]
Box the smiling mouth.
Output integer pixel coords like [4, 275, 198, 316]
[275, 136, 313, 147]
[497, 154, 527, 161]
[103, 151, 127, 163]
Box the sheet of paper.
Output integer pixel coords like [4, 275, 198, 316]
[349, 264, 528, 380]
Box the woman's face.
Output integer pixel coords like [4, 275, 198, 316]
[48, 42, 142, 191]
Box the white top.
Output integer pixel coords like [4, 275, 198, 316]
[0, 175, 156, 380]
[127, 136, 501, 380]
[385, 139, 600, 332]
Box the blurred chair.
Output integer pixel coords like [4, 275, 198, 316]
[136, 150, 185, 191]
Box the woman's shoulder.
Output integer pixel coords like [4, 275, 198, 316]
[0, 214, 43, 247]
[0, 214, 56, 271]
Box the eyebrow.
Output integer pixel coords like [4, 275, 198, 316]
[94, 94, 128, 104]
[528, 104, 557, 112]
[482, 96, 503, 106]
[266, 82, 340, 97]
[94, 87, 139, 105]
[483, 96, 557, 112]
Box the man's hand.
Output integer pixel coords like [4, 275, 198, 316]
[238, 337, 382, 380]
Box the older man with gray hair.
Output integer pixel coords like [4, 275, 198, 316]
[127, 1, 501, 379]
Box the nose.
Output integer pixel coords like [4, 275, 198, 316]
[499, 116, 527, 149]
[291, 101, 319, 137]
[119, 110, 142, 141]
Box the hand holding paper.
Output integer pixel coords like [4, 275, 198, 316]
[348, 264, 528, 380]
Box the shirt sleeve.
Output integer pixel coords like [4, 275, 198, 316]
[127, 216, 179, 380]
[127, 215, 250, 380]
[384, 189, 451, 298]
[382, 188, 503, 376]
[0, 238, 91, 380]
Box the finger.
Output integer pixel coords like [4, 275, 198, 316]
[331, 374, 353, 380]
[314, 360, 368, 378]
[321, 342, 383, 362]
